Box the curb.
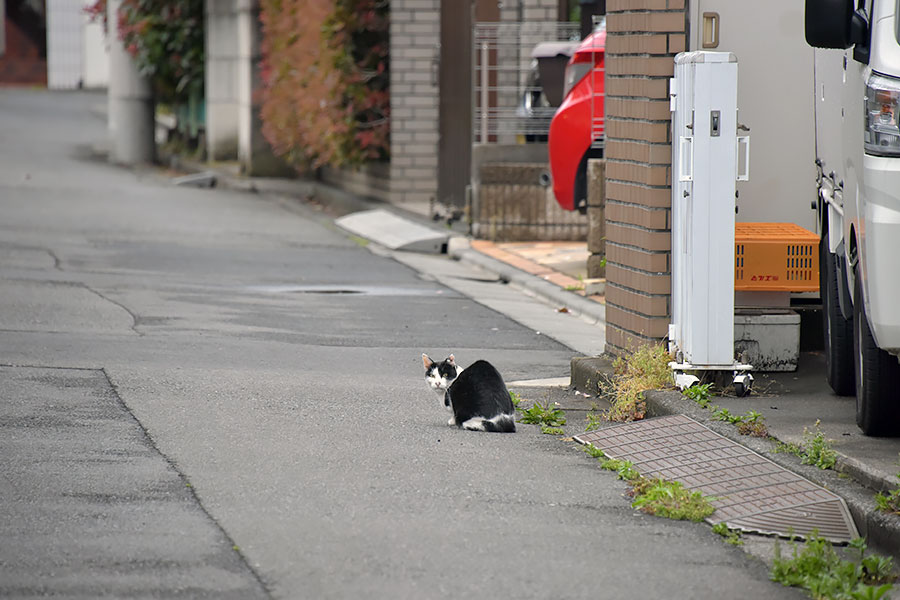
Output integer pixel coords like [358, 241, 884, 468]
[570, 358, 900, 558]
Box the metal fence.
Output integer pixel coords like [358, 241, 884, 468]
[472, 21, 580, 144]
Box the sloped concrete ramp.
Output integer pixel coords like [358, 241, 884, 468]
[575, 414, 859, 542]
[335, 209, 449, 253]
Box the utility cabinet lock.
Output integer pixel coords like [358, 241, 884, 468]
[710, 110, 720, 137]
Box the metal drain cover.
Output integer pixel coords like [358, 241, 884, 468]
[575, 415, 859, 542]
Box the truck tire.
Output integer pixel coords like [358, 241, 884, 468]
[820, 230, 854, 395]
[853, 267, 900, 436]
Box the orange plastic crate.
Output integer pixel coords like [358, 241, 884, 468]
[734, 223, 819, 292]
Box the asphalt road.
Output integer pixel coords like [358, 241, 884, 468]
[0, 90, 804, 599]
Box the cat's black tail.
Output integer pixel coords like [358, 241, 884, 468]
[483, 414, 516, 433]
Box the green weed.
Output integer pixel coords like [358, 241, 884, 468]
[603, 344, 672, 422]
[736, 410, 768, 437]
[874, 471, 900, 516]
[541, 425, 565, 435]
[518, 399, 566, 427]
[771, 533, 895, 599]
[683, 382, 714, 408]
[509, 391, 522, 408]
[774, 421, 838, 470]
[801, 421, 838, 470]
[582, 443, 607, 460]
[601, 458, 641, 481]
[712, 407, 742, 425]
[585, 410, 603, 432]
[712, 522, 744, 546]
[348, 234, 370, 248]
[713, 407, 769, 436]
[630, 478, 716, 522]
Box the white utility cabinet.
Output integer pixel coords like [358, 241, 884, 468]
[669, 51, 751, 393]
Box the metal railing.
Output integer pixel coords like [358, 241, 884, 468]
[472, 22, 580, 144]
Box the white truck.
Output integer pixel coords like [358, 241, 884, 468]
[806, 0, 900, 435]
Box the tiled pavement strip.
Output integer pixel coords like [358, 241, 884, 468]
[576, 415, 859, 542]
[468, 240, 600, 300]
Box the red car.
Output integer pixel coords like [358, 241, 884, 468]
[548, 25, 606, 213]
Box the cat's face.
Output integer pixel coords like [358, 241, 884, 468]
[423, 353, 460, 393]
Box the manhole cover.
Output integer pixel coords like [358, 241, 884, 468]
[575, 414, 859, 542]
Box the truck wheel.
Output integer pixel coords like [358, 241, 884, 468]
[820, 230, 854, 395]
[853, 268, 900, 436]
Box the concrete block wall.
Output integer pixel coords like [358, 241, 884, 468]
[389, 0, 440, 207]
[603, 0, 685, 355]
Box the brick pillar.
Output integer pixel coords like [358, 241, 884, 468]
[602, 0, 685, 355]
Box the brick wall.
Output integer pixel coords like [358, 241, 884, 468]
[389, 0, 440, 208]
[603, 0, 685, 355]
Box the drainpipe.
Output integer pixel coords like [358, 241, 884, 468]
[107, 0, 155, 164]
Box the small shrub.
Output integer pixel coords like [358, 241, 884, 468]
[259, 0, 389, 170]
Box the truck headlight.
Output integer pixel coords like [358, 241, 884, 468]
[865, 73, 900, 156]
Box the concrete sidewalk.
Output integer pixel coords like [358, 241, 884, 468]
[173, 160, 900, 557]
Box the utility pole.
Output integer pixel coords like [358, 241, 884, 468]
[107, 0, 155, 164]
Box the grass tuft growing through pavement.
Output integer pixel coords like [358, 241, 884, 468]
[518, 399, 566, 428]
[712, 522, 743, 546]
[874, 458, 900, 515]
[581, 443, 714, 522]
[771, 534, 895, 599]
[774, 420, 838, 470]
[630, 478, 715, 522]
[601, 344, 672, 422]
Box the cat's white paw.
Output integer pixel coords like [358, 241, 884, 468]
[461, 417, 486, 431]
[448, 417, 457, 427]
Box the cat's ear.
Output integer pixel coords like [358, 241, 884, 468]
[447, 354, 456, 365]
[422, 354, 433, 370]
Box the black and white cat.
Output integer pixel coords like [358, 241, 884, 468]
[422, 354, 516, 433]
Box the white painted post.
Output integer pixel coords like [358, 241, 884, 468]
[107, 0, 155, 164]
